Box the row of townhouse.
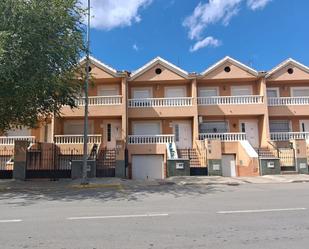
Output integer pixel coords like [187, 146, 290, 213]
[2, 56, 309, 179]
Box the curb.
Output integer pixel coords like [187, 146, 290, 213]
[174, 181, 241, 186]
[69, 183, 123, 190]
[291, 180, 309, 183]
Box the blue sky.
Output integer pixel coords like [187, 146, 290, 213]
[86, 0, 309, 73]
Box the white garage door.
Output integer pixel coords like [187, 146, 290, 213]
[132, 155, 164, 180]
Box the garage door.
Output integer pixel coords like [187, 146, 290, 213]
[132, 155, 164, 180]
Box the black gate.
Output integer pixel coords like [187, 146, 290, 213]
[26, 144, 78, 179]
[0, 148, 14, 179]
[96, 149, 116, 177]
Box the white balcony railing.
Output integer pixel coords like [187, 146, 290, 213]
[270, 132, 309, 141]
[54, 135, 102, 144]
[76, 95, 122, 106]
[268, 97, 309, 106]
[0, 136, 36, 145]
[128, 135, 175, 144]
[199, 132, 247, 141]
[128, 97, 192, 108]
[197, 95, 263, 105]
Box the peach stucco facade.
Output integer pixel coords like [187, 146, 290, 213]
[3, 56, 309, 178]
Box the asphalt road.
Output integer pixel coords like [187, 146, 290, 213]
[1, 182, 309, 249]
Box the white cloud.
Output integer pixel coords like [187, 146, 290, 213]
[183, 0, 242, 40]
[81, 0, 152, 30]
[247, 0, 272, 10]
[183, 0, 272, 40]
[190, 36, 222, 52]
[132, 44, 139, 51]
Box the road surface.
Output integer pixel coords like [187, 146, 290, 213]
[1, 182, 309, 249]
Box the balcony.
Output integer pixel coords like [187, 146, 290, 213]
[197, 96, 265, 116]
[61, 95, 123, 117]
[268, 97, 309, 116]
[0, 136, 35, 145]
[54, 135, 102, 144]
[128, 97, 195, 118]
[76, 96, 122, 106]
[128, 97, 192, 107]
[199, 132, 247, 141]
[270, 132, 309, 141]
[128, 135, 174, 144]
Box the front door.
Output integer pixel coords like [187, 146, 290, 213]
[104, 120, 121, 149]
[240, 120, 259, 148]
[222, 154, 236, 177]
[173, 121, 192, 149]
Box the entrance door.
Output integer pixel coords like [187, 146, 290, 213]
[240, 120, 259, 148]
[173, 121, 192, 149]
[222, 155, 236, 177]
[300, 120, 309, 132]
[104, 120, 121, 149]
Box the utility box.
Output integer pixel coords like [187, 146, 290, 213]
[13, 140, 28, 181]
[71, 160, 96, 179]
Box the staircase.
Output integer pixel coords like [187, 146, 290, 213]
[258, 147, 278, 159]
[177, 149, 201, 167]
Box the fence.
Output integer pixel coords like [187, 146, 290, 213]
[278, 148, 295, 171]
[0, 148, 14, 179]
[197, 95, 263, 105]
[96, 149, 116, 177]
[26, 144, 80, 178]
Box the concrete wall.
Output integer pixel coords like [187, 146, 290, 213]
[167, 159, 190, 177]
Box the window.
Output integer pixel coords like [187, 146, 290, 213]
[199, 121, 228, 133]
[174, 124, 180, 142]
[133, 122, 161, 135]
[64, 120, 93, 134]
[231, 86, 253, 96]
[224, 66, 231, 73]
[198, 87, 219, 97]
[269, 120, 290, 132]
[132, 88, 152, 98]
[241, 123, 246, 133]
[155, 68, 162, 75]
[287, 68, 294, 74]
[165, 86, 186, 98]
[98, 85, 119, 96]
[267, 88, 279, 98]
[107, 124, 112, 142]
[291, 87, 309, 97]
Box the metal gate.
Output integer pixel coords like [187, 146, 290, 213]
[278, 148, 296, 172]
[96, 149, 116, 177]
[26, 144, 80, 179]
[0, 148, 14, 179]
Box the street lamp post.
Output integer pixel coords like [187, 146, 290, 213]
[82, 0, 90, 185]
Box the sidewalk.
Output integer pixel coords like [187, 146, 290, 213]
[1, 174, 309, 192]
[167, 174, 309, 186]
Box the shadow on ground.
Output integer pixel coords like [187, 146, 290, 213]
[0, 179, 232, 207]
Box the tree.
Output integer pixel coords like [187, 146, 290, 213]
[0, 0, 86, 132]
